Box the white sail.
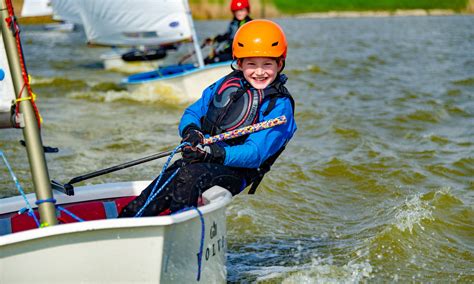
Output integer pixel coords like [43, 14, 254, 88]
[77, 0, 192, 46]
[0, 32, 15, 127]
[21, 0, 53, 17]
[50, 0, 82, 24]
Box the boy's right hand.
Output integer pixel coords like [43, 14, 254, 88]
[181, 128, 204, 147]
[181, 144, 225, 164]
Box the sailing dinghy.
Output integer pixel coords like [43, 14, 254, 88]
[121, 0, 232, 102]
[54, 0, 189, 73]
[0, 1, 231, 282]
[124, 60, 231, 103]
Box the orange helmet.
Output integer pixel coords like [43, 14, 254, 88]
[232, 19, 287, 60]
[230, 0, 250, 12]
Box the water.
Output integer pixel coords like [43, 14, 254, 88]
[1, 16, 473, 282]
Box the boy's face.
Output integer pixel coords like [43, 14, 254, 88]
[234, 8, 248, 21]
[238, 57, 283, 90]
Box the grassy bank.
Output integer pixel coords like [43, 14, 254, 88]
[10, 0, 473, 24]
[273, 0, 468, 14]
[192, 0, 471, 17]
[469, 0, 474, 12]
[189, 0, 281, 19]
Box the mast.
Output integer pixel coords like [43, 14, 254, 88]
[183, 0, 204, 68]
[0, 0, 57, 226]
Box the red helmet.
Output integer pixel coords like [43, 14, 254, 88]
[230, 0, 250, 12]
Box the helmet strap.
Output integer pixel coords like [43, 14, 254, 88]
[230, 59, 239, 71]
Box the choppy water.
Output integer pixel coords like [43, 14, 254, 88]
[1, 16, 473, 282]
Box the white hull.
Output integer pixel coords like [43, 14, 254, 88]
[124, 62, 232, 103]
[101, 52, 164, 74]
[0, 181, 231, 283]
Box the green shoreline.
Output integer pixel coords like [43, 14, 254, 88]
[273, 0, 468, 14]
[12, 0, 474, 24]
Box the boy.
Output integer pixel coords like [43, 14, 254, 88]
[204, 0, 252, 64]
[119, 20, 296, 217]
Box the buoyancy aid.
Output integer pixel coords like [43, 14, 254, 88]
[201, 71, 258, 140]
[201, 70, 293, 136]
[201, 70, 295, 193]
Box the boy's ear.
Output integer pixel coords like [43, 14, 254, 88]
[278, 59, 284, 72]
[237, 59, 243, 69]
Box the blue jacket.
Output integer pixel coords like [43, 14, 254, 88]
[179, 75, 297, 169]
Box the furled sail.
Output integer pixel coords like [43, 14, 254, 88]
[76, 0, 192, 46]
[0, 32, 15, 128]
[21, 0, 53, 17]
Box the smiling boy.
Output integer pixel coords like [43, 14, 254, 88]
[119, 20, 296, 217]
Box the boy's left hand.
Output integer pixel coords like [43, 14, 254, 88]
[181, 128, 204, 147]
[182, 144, 226, 164]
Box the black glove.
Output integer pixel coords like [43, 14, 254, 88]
[181, 124, 204, 147]
[182, 144, 226, 164]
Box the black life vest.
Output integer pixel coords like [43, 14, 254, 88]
[201, 70, 293, 138]
[201, 71, 295, 193]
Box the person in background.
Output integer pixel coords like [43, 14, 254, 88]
[204, 0, 253, 64]
[119, 19, 296, 217]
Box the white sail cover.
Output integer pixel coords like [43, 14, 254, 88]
[21, 0, 53, 17]
[77, 0, 192, 46]
[0, 33, 15, 122]
[50, 0, 82, 24]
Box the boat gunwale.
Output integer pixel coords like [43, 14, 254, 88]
[122, 61, 232, 85]
[0, 182, 232, 246]
[0, 180, 152, 214]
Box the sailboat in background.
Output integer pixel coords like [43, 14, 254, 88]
[51, 0, 185, 73]
[120, 0, 232, 102]
[0, 1, 231, 282]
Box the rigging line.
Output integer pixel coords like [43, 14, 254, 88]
[135, 143, 189, 217]
[0, 150, 40, 227]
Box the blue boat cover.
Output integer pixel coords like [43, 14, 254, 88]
[127, 64, 196, 83]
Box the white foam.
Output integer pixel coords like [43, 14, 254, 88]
[250, 256, 373, 283]
[394, 194, 433, 233]
[68, 89, 190, 105]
